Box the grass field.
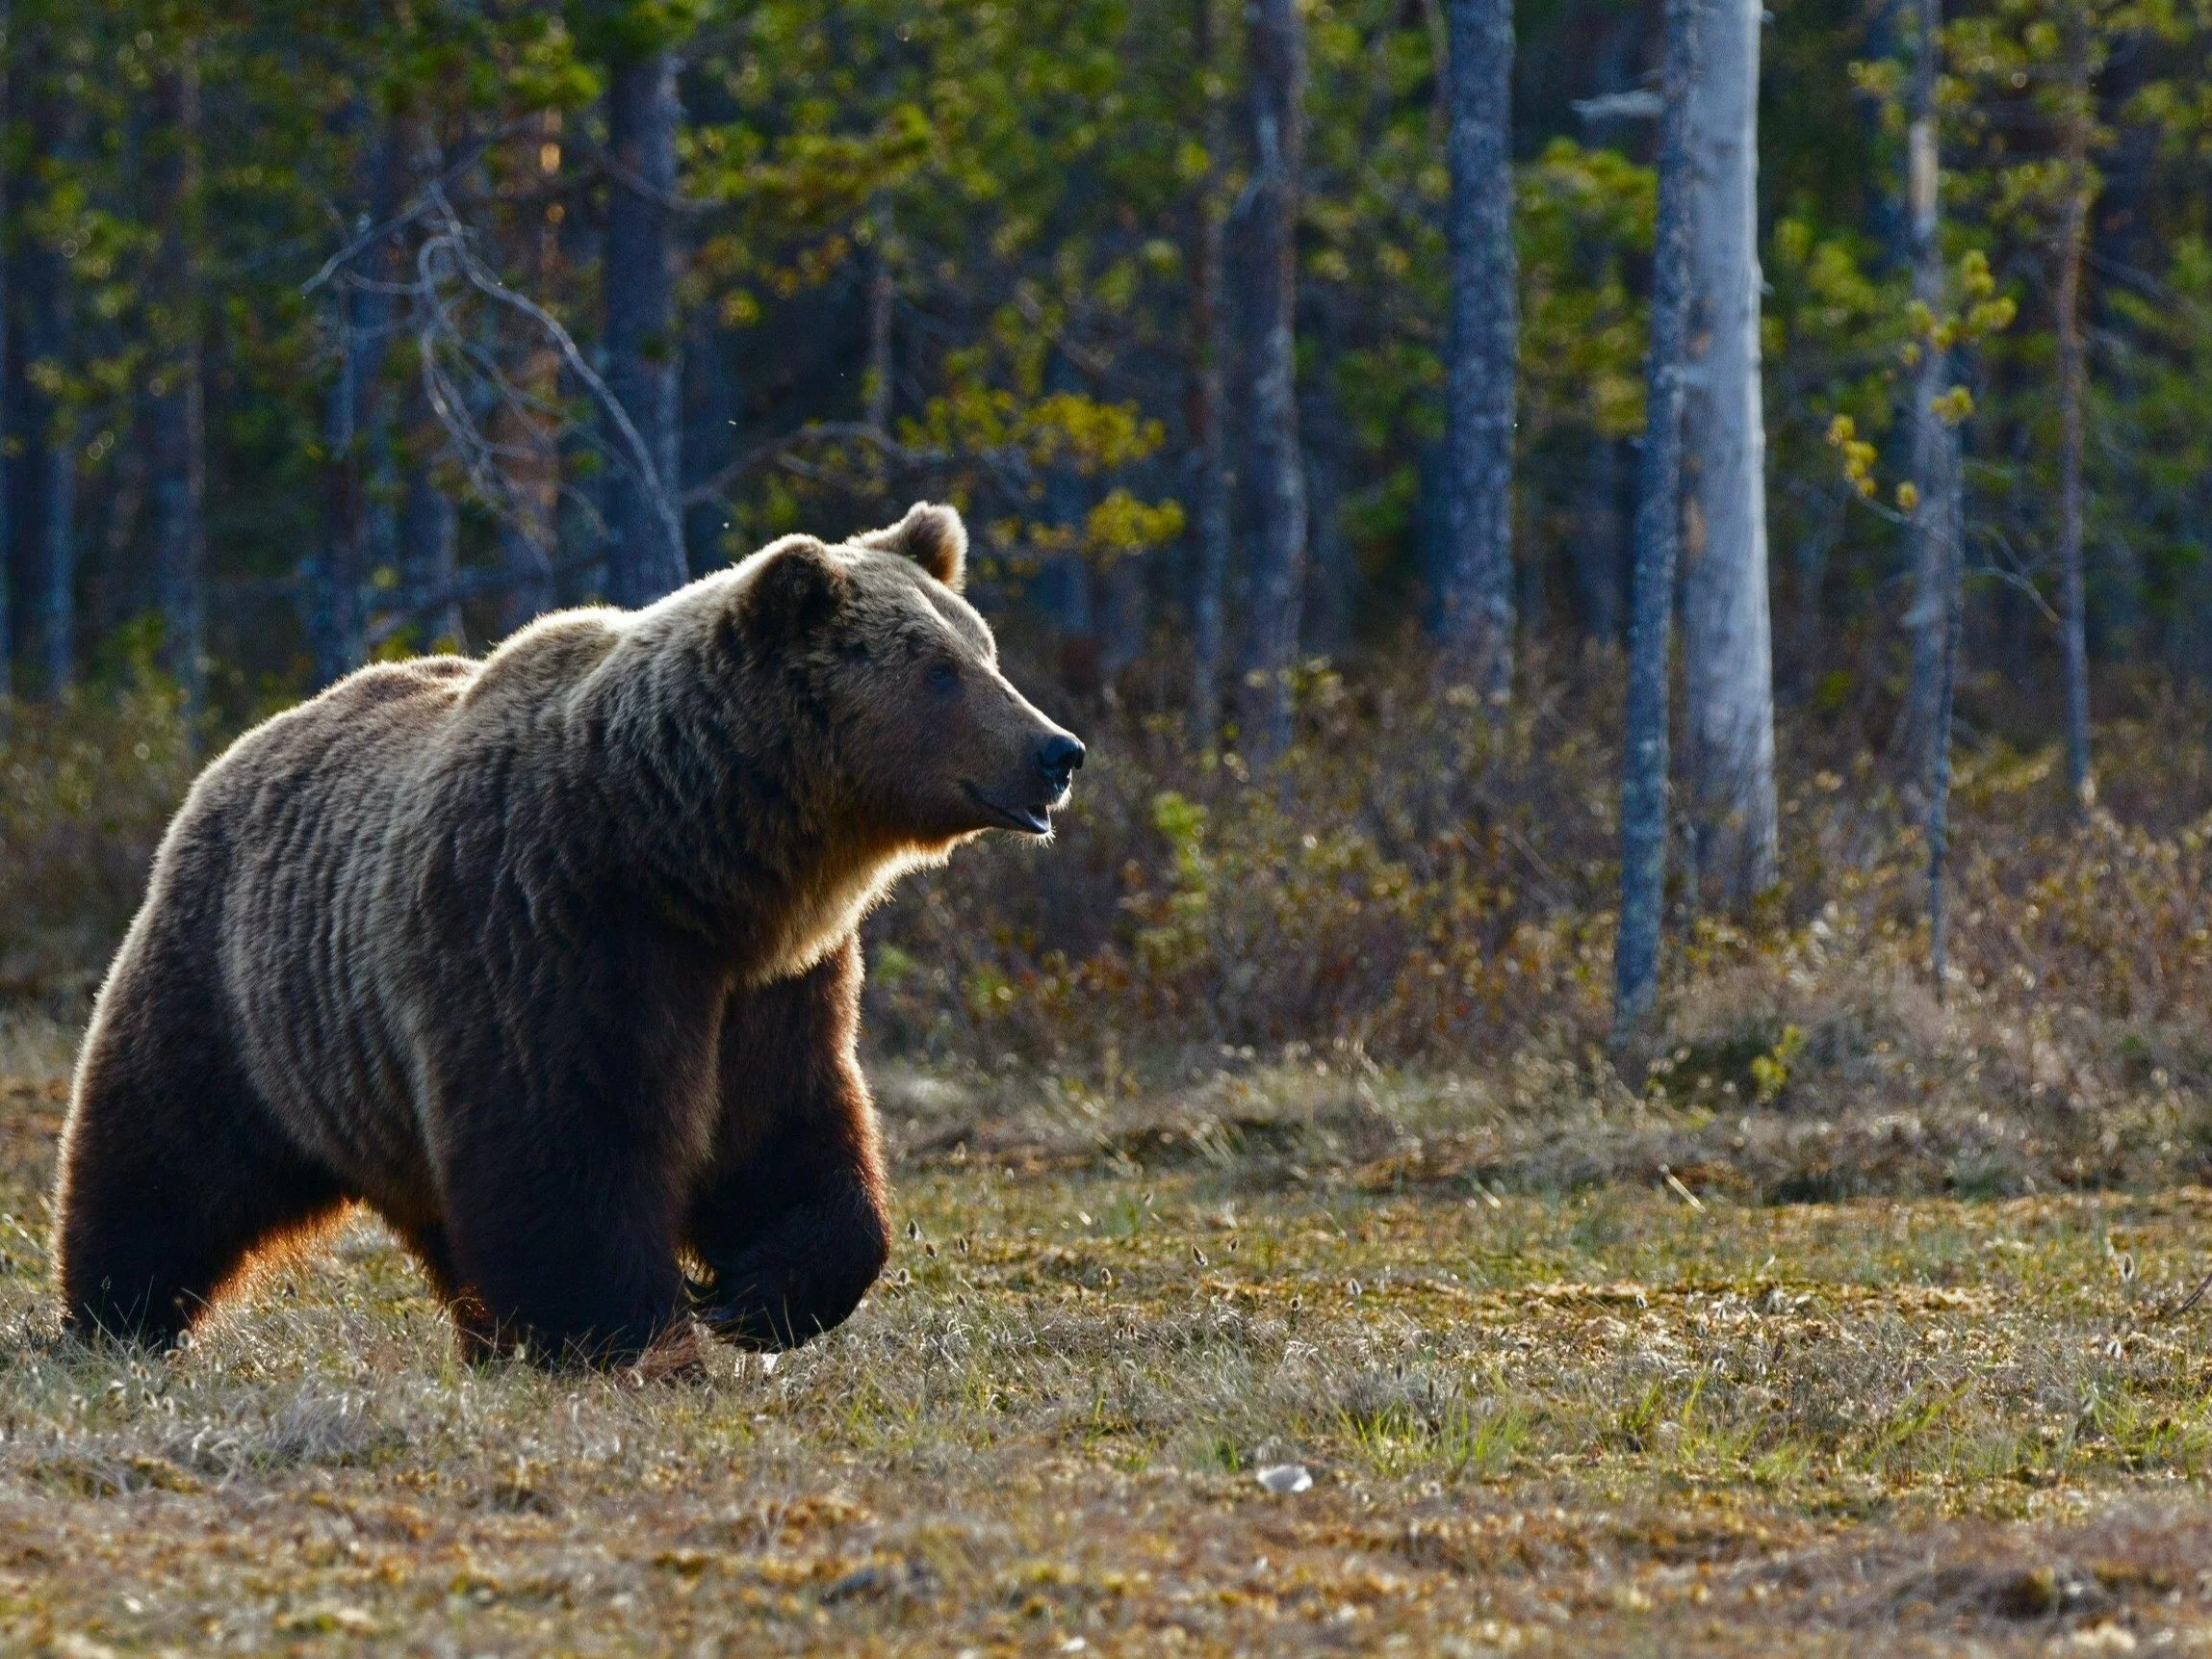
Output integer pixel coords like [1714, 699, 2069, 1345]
[4, 1016, 2212, 1655]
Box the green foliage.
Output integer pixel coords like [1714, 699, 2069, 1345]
[0, 682, 199, 993]
[565, 0, 711, 66]
[1517, 139, 1655, 445]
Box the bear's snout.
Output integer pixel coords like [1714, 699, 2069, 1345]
[1037, 733, 1085, 797]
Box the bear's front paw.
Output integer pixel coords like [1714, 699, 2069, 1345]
[688, 1263, 814, 1351]
[688, 1249, 876, 1352]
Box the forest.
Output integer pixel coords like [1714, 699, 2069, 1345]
[5, 0, 2212, 1051]
[11, 0, 2212, 1653]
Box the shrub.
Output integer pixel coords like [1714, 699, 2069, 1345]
[0, 685, 200, 998]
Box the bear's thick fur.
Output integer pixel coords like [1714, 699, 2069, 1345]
[52, 504, 1081, 1363]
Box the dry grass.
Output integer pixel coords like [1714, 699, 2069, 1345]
[5, 1020, 2212, 1655]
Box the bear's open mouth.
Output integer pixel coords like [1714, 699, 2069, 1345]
[962, 782, 1055, 836]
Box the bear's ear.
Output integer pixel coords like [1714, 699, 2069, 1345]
[856, 501, 967, 590]
[741, 535, 849, 643]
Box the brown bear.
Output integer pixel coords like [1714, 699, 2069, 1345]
[51, 503, 1081, 1364]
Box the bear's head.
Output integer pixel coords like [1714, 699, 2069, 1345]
[732, 503, 1084, 846]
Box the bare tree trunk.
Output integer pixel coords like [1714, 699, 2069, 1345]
[1614, 0, 1701, 1031]
[1187, 0, 1234, 747]
[27, 58, 76, 697]
[0, 0, 12, 695]
[35, 402, 73, 695]
[1898, 0, 1961, 786]
[1681, 0, 1778, 905]
[864, 197, 894, 434]
[1299, 287, 1353, 655]
[1926, 456, 1964, 998]
[309, 122, 402, 687]
[1236, 0, 1309, 759]
[1302, 416, 1350, 655]
[497, 112, 561, 635]
[603, 48, 686, 606]
[1098, 554, 1145, 681]
[1441, 0, 1517, 699]
[2056, 11, 2093, 813]
[1570, 433, 1626, 644]
[400, 428, 464, 653]
[309, 339, 365, 686]
[1899, 0, 1968, 991]
[397, 116, 464, 654]
[147, 42, 206, 714]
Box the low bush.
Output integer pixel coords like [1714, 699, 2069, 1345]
[0, 684, 200, 999]
[11, 644, 2212, 1198]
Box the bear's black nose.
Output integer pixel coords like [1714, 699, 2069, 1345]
[1038, 734, 1085, 793]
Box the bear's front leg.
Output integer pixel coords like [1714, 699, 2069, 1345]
[443, 1130, 689, 1364]
[687, 937, 892, 1350]
[434, 1021, 702, 1367]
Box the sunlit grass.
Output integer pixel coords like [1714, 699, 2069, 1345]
[2, 1021, 2211, 1652]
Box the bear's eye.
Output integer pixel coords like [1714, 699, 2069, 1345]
[927, 661, 961, 691]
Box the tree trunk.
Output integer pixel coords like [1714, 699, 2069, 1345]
[864, 197, 894, 433]
[308, 122, 402, 687]
[497, 112, 562, 635]
[2056, 12, 2092, 813]
[1899, 0, 1968, 991]
[1098, 553, 1146, 682]
[1302, 423, 1350, 655]
[1236, 0, 1309, 759]
[1680, 0, 1778, 906]
[1441, 0, 1517, 699]
[1788, 485, 1840, 700]
[603, 48, 686, 607]
[35, 402, 73, 695]
[27, 57, 76, 697]
[147, 42, 206, 714]
[1301, 291, 1352, 655]
[1187, 0, 1234, 746]
[1570, 433, 1626, 644]
[396, 117, 464, 654]
[1613, 0, 1702, 1031]
[1926, 450, 1964, 999]
[0, 0, 12, 696]
[400, 431, 464, 653]
[1898, 0, 1962, 789]
[310, 349, 365, 687]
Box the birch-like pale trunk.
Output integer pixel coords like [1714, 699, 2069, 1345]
[604, 48, 687, 607]
[1441, 0, 1517, 700]
[1681, 0, 1778, 905]
[1614, 0, 1701, 1030]
[1236, 0, 1309, 760]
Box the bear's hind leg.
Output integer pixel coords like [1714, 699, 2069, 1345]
[386, 1218, 500, 1360]
[57, 1042, 346, 1349]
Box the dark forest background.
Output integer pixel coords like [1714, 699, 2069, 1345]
[6, 0, 2212, 1075]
